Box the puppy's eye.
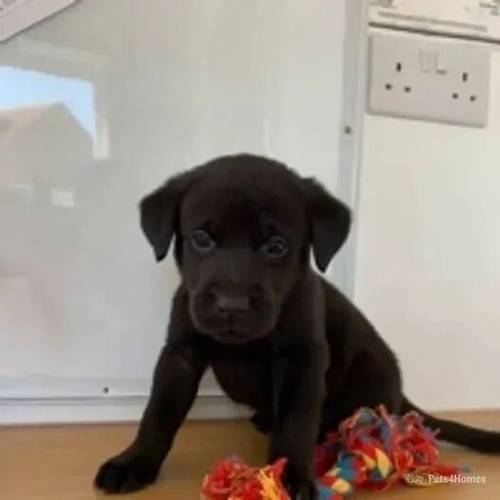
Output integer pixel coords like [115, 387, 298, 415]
[191, 230, 215, 253]
[262, 236, 288, 259]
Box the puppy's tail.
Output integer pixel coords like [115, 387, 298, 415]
[402, 396, 500, 454]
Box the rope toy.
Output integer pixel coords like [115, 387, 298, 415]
[201, 405, 462, 500]
[201, 456, 289, 500]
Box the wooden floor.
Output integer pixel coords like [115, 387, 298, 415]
[1, 411, 499, 500]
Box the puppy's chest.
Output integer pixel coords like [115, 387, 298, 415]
[210, 345, 274, 410]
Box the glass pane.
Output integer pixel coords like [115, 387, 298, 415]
[0, 0, 346, 397]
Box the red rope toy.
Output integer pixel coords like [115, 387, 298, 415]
[201, 405, 463, 500]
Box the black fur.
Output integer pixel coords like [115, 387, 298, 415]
[95, 154, 500, 498]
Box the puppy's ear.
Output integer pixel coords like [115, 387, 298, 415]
[302, 178, 351, 272]
[139, 172, 192, 262]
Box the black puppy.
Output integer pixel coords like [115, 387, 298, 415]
[95, 154, 500, 499]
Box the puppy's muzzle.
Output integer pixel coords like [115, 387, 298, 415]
[215, 293, 250, 316]
[190, 282, 277, 343]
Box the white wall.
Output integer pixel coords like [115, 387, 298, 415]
[355, 29, 500, 411]
[0, 0, 352, 422]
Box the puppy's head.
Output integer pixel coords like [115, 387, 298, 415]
[140, 154, 350, 344]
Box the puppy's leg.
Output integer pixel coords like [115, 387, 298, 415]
[269, 348, 326, 500]
[319, 350, 403, 441]
[250, 412, 273, 433]
[94, 344, 206, 493]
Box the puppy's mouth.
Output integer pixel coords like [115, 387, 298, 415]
[211, 326, 270, 345]
[189, 290, 277, 345]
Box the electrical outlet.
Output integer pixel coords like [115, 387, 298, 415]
[368, 33, 490, 127]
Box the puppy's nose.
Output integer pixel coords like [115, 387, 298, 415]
[215, 294, 250, 314]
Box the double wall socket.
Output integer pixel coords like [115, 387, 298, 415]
[368, 33, 490, 127]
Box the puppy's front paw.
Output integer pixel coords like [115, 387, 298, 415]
[94, 452, 160, 493]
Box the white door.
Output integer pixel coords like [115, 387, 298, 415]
[0, 0, 359, 422]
